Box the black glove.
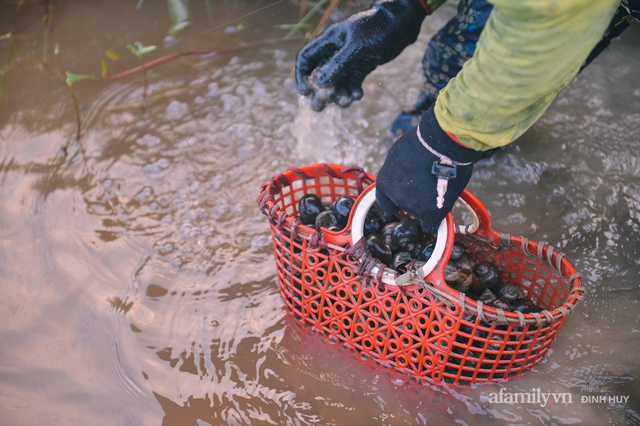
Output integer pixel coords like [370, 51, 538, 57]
[376, 106, 484, 233]
[296, 0, 428, 111]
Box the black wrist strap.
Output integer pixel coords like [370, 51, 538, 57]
[417, 106, 484, 164]
[414, 105, 483, 208]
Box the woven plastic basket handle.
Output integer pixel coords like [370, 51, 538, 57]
[457, 189, 503, 245]
[350, 184, 455, 287]
[453, 190, 584, 325]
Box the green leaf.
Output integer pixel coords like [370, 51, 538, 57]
[65, 71, 96, 87]
[100, 60, 109, 79]
[168, 21, 190, 35]
[127, 41, 156, 58]
[275, 24, 313, 30]
[105, 49, 119, 61]
[205, 0, 214, 23]
[167, 0, 190, 35]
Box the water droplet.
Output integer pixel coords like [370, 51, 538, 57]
[189, 181, 201, 193]
[232, 204, 244, 216]
[188, 207, 207, 221]
[160, 243, 174, 254]
[141, 134, 161, 146]
[135, 187, 154, 201]
[156, 158, 171, 169]
[165, 100, 189, 119]
[188, 227, 202, 239]
[209, 175, 225, 191]
[179, 137, 198, 148]
[163, 34, 177, 46]
[142, 164, 160, 174]
[251, 235, 271, 249]
[207, 83, 219, 97]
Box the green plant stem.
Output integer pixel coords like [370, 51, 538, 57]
[10, 38, 42, 65]
[0, 41, 14, 108]
[0, 4, 22, 108]
[276, 23, 314, 30]
[54, 46, 83, 143]
[68, 85, 82, 141]
[205, 0, 214, 22]
[284, 0, 329, 41]
[139, 56, 147, 100]
[42, 2, 54, 63]
[53, 45, 65, 77]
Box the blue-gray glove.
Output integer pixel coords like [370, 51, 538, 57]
[295, 0, 428, 111]
[376, 106, 484, 233]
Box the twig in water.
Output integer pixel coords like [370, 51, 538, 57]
[105, 48, 228, 81]
[103, 38, 283, 81]
[104, 82, 209, 111]
[300, 0, 308, 20]
[310, 0, 341, 40]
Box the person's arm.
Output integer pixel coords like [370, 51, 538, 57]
[435, 0, 621, 151]
[376, 0, 620, 232]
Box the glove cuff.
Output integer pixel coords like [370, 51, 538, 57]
[372, 0, 428, 26]
[417, 106, 484, 164]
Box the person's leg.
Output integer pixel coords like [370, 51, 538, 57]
[391, 0, 493, 137]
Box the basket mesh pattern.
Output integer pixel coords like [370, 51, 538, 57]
[260, 165, 581, 385]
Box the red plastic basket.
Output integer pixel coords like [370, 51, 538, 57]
[257, 164, 584, 385]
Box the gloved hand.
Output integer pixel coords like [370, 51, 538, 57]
[296, 0, 428, 111]
[376, 105, 484, 233]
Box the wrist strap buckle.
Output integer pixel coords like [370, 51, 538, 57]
[431, 161, 457, 209]
[431, 161, 457, 179]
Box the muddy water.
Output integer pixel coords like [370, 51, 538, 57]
[0, 1, 639, 425]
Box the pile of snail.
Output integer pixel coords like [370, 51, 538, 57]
[298, 194, 543, 315]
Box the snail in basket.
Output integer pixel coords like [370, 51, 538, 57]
[297, 194, 542, 314]
[298, 194, 324, 226]
[361, 215, 542, 314]
[298, 194, 389, 234]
